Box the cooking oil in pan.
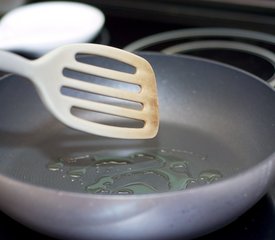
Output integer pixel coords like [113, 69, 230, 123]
[47, 148, 223, 194]
[47, 162, 64, 171]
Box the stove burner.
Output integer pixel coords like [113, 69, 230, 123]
[124, 28, 275, 87]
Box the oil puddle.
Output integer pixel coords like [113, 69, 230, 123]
[47, 148, 223, 195]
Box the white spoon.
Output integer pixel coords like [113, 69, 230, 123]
[0, 1, 105, 57]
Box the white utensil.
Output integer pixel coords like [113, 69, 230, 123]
[0, 1, 105, 56]
[0, 43, 159, 139]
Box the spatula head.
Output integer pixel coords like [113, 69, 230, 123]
[36, 44, 159, 139]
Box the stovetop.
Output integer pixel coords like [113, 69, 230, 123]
[1, 1, 275, 239]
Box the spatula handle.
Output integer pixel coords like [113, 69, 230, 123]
[0, 50, 32, 78]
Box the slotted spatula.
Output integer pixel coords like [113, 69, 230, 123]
[0, 43, 159, 139]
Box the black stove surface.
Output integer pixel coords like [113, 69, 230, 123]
[1, 2, 275, 239]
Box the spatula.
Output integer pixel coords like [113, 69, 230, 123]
[0, 43, 159, 139]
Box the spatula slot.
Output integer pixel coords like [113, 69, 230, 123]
[63, 68, 141, 93]
[61, 86, 143, 110]
[71, 106, 145, 128]
[75, 53, 136, 74]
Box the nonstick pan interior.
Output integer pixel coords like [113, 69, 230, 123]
[0, 53, 275, 240]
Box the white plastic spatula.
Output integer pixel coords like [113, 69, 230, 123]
[0, 44, 159, 139]
[0, 1, 105, 56]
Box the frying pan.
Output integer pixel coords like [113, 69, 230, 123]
[0, 52, 275, 240]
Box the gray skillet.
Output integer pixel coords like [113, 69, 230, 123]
[0, 53, 275, 240]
